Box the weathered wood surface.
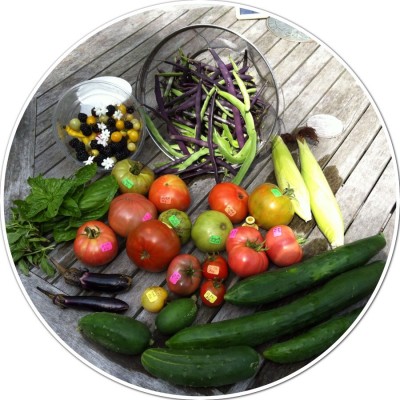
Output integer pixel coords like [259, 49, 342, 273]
[3, 4, 398, 397]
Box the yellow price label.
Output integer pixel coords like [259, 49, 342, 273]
[204, 290, 217, 304]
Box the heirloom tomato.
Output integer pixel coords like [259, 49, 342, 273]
[265, 225, 303, 267]
[200, 279, 226, 307]
[208, 182, 249, 224]
[201, 254, 229, 281]
[191, 210, 233, 253]
[248, 183, 294, 229]
[148, 174, 191, 212]
[73, 221, 118, 267]
[158, 209, 192, 245]
[141, 286, 168, 313]
[166, 254, 202, 296]
[225, 226, 264, 253]
[108, 193, 157, 237]
[227, 244, 268, 278]
[111, 159, 155, 195]
[126, 220, 181, 272]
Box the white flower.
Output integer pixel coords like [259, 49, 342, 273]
[97, 122, 107, 131]
[101, 157, 115, 170]
[83, 155, 95, 165]
[96, 134, 108, 147]
[94, 106, 108, 116]
[113, 109, 123, 120]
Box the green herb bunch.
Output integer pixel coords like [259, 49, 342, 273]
[6, 164, 119, 276]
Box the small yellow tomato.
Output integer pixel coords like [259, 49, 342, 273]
[127, 129, 139, 142]
[141, 286, 168, 313]
[131, 118, 142, 131]
[117, 103, 127, 114]
[111, 131, 123, 142]
[86, 115, 97, 125]
[127, 142, 136, 152]
[115, 119, 125, 131]
[125, 113, 134, 121]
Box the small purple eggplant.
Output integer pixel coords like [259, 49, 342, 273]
[51, 258, 132, 293]
[36, 287, 129, 313]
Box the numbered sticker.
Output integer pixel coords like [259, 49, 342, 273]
[204, 290, 217, 303]
[169, 271, 182, 285]
[122, 177, 134, 189]
[207, 265, 220, 275]
[146, 290, 158, 303]
[168, 215, 181, 227]
[209, 235, 222, 244]
[142, 212, 153, 221]
[271, 188, 282, 197]
[272, 226, 282, 237]
[224, 205, 237, 216]
[229, 228, 238, 238]
[100, 242, 113, 252]
[160, 195, 172, 204]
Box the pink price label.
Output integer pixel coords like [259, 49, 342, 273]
[142, 212, 153, 221]
[272, 226, 282, 237]
[169, 271, 182, 285]
[229, 228, 238, 238]
[101, 242, 113, 252]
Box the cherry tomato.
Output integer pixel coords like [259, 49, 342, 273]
[208, 182, 249, 224]
[108, 193, 157, 237]
[148, 174, 191, 212]
[200, 279, 226, 307]
[265, 225, 303, 267]
[248, 183, 294, 229]
[73, 221, 118, 267]
[225, 226, 264, 253]
[227, 245, 268, 278]
[126, 220, 181, 272]
[166, 254, 202, 296]
[201, 254, 229, 281]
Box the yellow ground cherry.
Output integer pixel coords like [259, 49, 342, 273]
[115, 119, 125, 131]
[86, 115, 97, 125]
[127, 142, 136, 152]
[141, 286, 168, 313]
[111, 131, 123, 142]
[131, 118, 142, 131]
[117, 103, 127, 114]
[128, 129, 139, 142]
[125, 113, 134, 121]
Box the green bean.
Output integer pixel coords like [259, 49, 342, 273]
[233, 70, 251, 112]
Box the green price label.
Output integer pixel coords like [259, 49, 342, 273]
[122, 177, 134, 189]
[271, 188, 282, 197]
[209, 235, 222, 244]
[168, 215, 181, 227]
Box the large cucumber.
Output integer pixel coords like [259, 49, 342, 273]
[224, 233, 386, 306]
[166, 261, 384, 349]
[78, 312, 152, 355]
[141, 346, 260, 387]
[263, 308, 362, 363]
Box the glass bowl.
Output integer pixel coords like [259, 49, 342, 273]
[136, 24, 279, 171]
[53, 78, 146, 171]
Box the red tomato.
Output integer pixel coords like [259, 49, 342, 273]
[166, 254, 202, 296]
[225, 226, 264, 253]
[265, 225, 303, 267]
[208, 182, 249, 224]
[148, 174, 191, 212]
[73, 221, 118, 267]
[108, 193, 158, 237]
[200, 279, 226, 307]
[248, 183, 294, 229]
[126, 220, 181, 272]
[228, 245, 268, 278]
[201, 254, 229, 281]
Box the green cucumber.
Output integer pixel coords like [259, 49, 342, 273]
[78, 312, 152, 355]
[224, 233, 386, 306]
[263, 308, 362, 363]
[166, 261, 384, 349]
[141, 346, 260, 387]
[155, 297, 198, 335]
